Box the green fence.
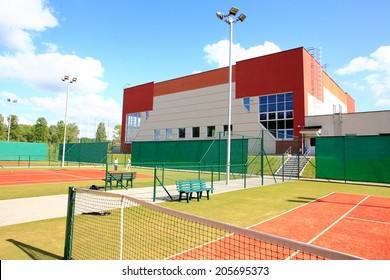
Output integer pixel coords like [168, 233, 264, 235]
[316, 135, 390, 184]
[0, 142, 47, 161]
[131, 138, 248, 173]
[58, 142, 108, 164]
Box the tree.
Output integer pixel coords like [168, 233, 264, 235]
[66, 123, 80, 143]
[56, 121, 79, 144]
[112, 124, 121, 142]
[33, 117, 50, 143]
[95, 122, 107, 142]
[0, 114, 7, 141]
[49, 125, 59, 144]
[7, 114, 19, 141]
[18, 124, 34, 142]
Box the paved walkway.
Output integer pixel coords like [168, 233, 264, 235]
[0, 177, 278, 227]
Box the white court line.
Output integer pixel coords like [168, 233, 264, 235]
[35, 170, 93, 180]
[286, 195, 370, 260]
[247, 192, 336, 229]
[346, 216, 390, 226]
[306, 195, 371, 245]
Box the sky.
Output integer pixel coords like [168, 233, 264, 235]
[0, 0, 389, 139]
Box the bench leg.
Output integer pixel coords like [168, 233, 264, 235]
[206, 190, 210, 200]
[179, 192, 183, 202]
[186, 193, 190, 203]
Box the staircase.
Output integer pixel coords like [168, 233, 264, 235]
[275, 155, 311, 178]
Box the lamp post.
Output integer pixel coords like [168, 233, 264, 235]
[216, 7, 246, 184]
[61, 75, 77, 168]
[7, 98, 17, 142]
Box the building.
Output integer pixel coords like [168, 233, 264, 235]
[121, 47, 356, 154]
[302, 110, 390, 155]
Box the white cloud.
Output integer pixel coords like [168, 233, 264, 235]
[336, 46, 390, 107]
[0, 52, 108, 95]
[204, 40, 281, 67]
[0, 0, 58, 52]
[0, 0, 121, 138]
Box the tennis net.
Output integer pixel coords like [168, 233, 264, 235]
[64, 187, 362, 260]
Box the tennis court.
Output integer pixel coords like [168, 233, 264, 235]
[0, 169, 153, 186]
[249, 192, 390, 260]
[168, 192, 389, 260]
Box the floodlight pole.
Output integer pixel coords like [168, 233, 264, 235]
[7, 98, 17, 142]
[226, 17, 233, 185]
[61, 75, 77, 168]
[216, 7, 246, 185]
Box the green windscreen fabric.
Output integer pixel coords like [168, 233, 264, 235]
[0, 142, 47, 160]
[131, 139, 248, 172]
[59, 142, 108, 164]
[316, 135, 390, 184]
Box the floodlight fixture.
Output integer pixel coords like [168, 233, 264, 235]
[237, 13, 247, 22]
[229, 7, 239, 16]
[216, 12, 224, 20]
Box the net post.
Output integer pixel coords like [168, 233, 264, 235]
[119, 196, 125, 260]
[104, 163, 109, 191]
[153, 166, 157, 202]
[64, 186, 76, 260]
[261, 129, 264, 186]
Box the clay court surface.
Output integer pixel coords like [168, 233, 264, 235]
[250, 192, 390, 260]
[0, 169, 153, 186]
[172, 192, 390, 260]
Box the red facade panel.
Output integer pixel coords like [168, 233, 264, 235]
[236, 47, 305, 98]
[121, 82, 154, 148]
[123, 82, 154, 113]
[235, 47, 306, 136]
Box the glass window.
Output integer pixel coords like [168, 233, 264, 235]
[166, 128, 172, 139]
[243, 97, 250, 112]
[268, 121, 276, 130]
[259, 104, 267, 112]
[223, 124, 233, 136]
[125, 112, 141, 143]
[153, 129, 160, 140]
[277, 120, 285, 129]
[257, 92, 294, 139]
[178, 128, 186, 138]
[286, 119, 293, 129]
[268, 103, 277, 112]
[192, 127, 200, 138]
[286, 130, 294, 139]
[268, 95, 276, 103]
[207, 126, 215, 137]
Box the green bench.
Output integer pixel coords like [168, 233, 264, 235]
[103, 172, 137, 190]
[176, 179, 213, 203]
